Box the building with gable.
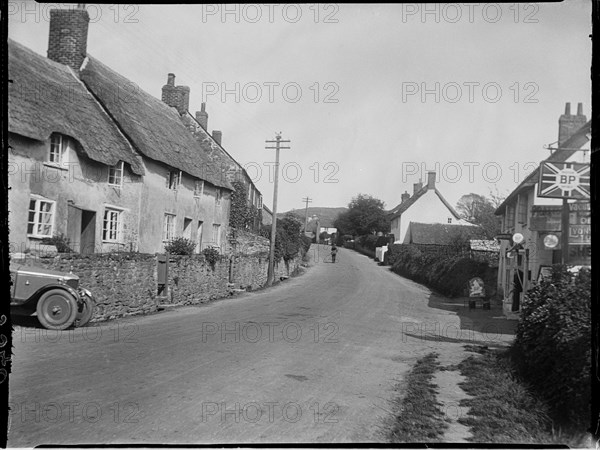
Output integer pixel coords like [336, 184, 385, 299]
[8, 5, 266, 255]
[388, 171, 478, 244]
[494, 103, 591, 312]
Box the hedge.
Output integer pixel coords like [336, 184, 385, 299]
[387, 244, 497, 298]
[511, 265, 591, 430]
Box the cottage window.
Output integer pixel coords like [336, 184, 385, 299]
[194, 180, 204, 197]
[448, 217, 452, 224]
[212, 224, 221, 246]
[102, 208, 122, 242]
[49, 133, 66, 164]
[258, 195, 263, 209]
[517, 194, 528, 225]
[27, 197, 55, 238]
[216, 188, 222, 205]
[163, 214, 176, 241]
[108, 161, 124, 188]
[167, 170, 181, 190]
[506, 205, 515, 231]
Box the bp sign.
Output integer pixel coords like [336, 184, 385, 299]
[538, 162, 590, 199]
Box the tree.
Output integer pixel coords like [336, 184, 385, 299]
[456, 193, 502, 239]
[334, 194, 390, 237]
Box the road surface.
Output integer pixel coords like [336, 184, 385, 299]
[8, 245, 514, 445]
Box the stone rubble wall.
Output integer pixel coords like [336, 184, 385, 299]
[12, 247, 307, 323]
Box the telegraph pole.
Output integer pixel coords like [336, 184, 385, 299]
[302, 197, 312, 232]
[265, 133, 290, 286]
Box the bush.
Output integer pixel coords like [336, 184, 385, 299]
[511, 265, 591, 430]
[164, 237, 196, 255]
[389, 244, 496, 298]
[202, 247, 220, 268]
[41, 233, 73, 253]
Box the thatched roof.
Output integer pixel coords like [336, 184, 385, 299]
[8, 39, 144, 175]
[407, 222, 485, 245]
[80, 56, 232, 190]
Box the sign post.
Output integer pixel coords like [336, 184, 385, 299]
[538, 161, 590, 265]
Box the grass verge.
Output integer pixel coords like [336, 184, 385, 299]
[457, 345, 590, 446]
[389, 352, 448, 442]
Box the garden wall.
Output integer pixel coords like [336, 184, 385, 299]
[13, 249, 306, 322]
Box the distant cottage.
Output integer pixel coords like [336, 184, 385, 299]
[8, 5, 264, 255]
[388, 171, 479, 244]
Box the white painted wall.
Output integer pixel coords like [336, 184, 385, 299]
[391, 189, 474, 243]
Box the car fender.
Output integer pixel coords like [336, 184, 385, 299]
[14, 284, 81, 309]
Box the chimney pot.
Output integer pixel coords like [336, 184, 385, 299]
[413, 181, 423, 195]
[167, 73, 175, 86]
[47, 7, 90, 72]
[559, 102, 587, 145]
[195, 103, 209, 130]
[427, 171, 436, 189]
[401, 191, 410, 203]
[212, 130, 222, 145]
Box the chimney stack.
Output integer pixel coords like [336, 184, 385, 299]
[426, 171, 436, 190]
[161, 74, 190, 115]
[413, 180, 423, 195]
[195, 103, 209, 130]
[212, 130, 222, 145]
[401, 191, 410, 203]
[47, 6, 90, 72]
[558, 102, 587, 145]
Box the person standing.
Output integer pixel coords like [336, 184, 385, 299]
[331, 244, 338, 263]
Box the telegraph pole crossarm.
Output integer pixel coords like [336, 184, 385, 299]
[266, 133, 291, 287]
[302, 196, 313, 233]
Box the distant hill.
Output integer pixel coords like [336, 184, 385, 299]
[278, 207, 347, 228]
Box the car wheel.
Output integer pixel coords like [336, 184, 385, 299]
[36, 289, 78, 330]
[74, 294, 94, 327]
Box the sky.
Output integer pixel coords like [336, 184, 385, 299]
[8, 1, 592, 213]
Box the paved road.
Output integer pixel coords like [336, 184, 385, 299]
[9, 245, 515, 445]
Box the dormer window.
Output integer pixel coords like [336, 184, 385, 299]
[194, 180, 204, 197]
[167, 170, 181, 190]
[108, 161, 124, 188]
[49, 133, 66, 164]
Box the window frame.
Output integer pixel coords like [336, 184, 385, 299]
[27, 196, 56, 238]
[163, 213, 176, 242]
[212, 223, 221, 246]
[108, 161, 125, 188]
[48, 133, 66, 164]
[102, 207, 123, 243]
[194, 179, 205, 198]
[517, 193, 528, 225]
[215, 188, 222, 205]
[167, 170, 181, 191]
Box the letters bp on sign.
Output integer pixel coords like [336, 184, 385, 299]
[538, 162, 590, 199]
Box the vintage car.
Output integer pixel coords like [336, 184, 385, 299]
[10, 265, 95, 330]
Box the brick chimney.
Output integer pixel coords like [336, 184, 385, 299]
[195, 102, 208, 130]
[426, 171, 436, 190]
[212, 130, 222, 145]
[558, 102, 587, 145]
[413, 180, 423, 195]
[47, 5, 90, 72]
[401, 191, 410, 203]
[161, 73, 190, 115]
